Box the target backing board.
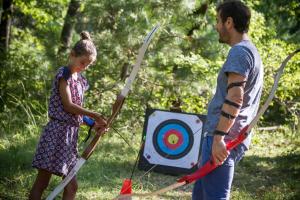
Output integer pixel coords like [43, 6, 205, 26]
[138, 108, 206, 175]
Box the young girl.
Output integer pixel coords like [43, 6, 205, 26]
[29, 31, 106, 200]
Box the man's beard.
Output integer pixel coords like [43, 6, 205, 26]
[219, 37, 226, 43]
[218, 27, 229, 44]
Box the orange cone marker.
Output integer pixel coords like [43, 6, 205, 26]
[120, 179, 132, 194]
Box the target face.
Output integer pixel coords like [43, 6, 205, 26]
[153, 119, 193, 159]
[141, 109, 205, 170]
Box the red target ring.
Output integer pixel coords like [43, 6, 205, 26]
[163, 129, 183, 150]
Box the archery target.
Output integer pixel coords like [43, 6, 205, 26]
[139, 109, 205, 173]
[153, 119, 193, 159]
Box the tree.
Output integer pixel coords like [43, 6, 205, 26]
[0, 0, 13, 55]
[58, 0, 81, 54]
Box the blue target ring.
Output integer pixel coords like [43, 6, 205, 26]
[157, 124, 189, 155]
[153, 119, 193, 159]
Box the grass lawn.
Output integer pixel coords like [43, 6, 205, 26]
[0, 125, 299, 199]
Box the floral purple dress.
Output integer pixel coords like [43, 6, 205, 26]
[32, 67, 89, 176]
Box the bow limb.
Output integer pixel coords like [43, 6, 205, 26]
[83, 23, 160, 159]
[116, 49, 300, 199]
[46, 24, 160, 200]
[105, 23, 161, 127]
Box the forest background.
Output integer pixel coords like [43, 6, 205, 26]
[0, 0, 299, 199]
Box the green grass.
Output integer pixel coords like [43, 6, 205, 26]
[0, 124, 299, 199]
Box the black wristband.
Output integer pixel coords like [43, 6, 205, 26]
[221, 110, 237, 120]
[213, 130, 229, 136]
[227, 81, 246, 91]
[224, 99, 242, 109]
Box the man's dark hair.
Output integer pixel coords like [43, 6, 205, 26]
[217, 1, 251, 33]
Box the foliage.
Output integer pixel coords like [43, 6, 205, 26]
[1, 0, 299, 132]
[252, 0, 300, 43]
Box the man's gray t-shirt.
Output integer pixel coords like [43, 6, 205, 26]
[204, 40, 263, 149]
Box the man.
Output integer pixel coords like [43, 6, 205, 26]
[192, 1, 263, 199]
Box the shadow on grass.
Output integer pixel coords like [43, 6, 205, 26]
[233, 153, 300, 199]
[0, 135, 38, 200]
[0, 134, 145, 199]
[1, 133, 300, 199]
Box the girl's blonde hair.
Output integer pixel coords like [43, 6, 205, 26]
[72, 31, 97, 59]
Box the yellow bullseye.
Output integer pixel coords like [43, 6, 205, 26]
[168, 134, 179, 144]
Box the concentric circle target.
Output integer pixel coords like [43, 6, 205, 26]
[153, 119, 194, 159]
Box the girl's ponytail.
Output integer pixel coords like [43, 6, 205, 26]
[80, 31, 92, 41]
[72, 31, 97, 59]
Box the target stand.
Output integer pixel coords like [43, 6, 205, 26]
[138, 108, 206, 175]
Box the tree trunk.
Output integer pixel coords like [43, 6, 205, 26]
[0, 0, 13, 55]
[58, 0, 81, 54]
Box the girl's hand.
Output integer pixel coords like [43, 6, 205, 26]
[93, 121, 109, 134]
[91, 112, 107, 126]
